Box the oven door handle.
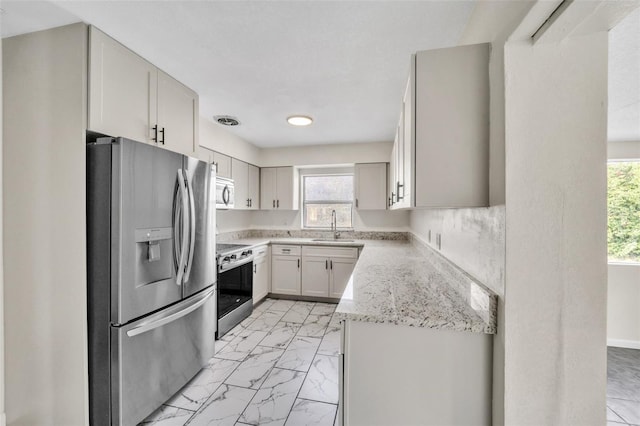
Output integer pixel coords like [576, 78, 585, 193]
[219, 256, 254, 272]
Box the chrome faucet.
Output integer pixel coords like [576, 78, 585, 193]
[331, 209, 340, 240]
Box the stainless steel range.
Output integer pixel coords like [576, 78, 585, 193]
[216, 243, 254, 338]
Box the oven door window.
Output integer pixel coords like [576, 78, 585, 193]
[217, 261, 253, 317]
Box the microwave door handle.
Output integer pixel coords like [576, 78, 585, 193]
[175, 169, 189, 285]
[126, 287, 214, 337]
[222, 185, 230, 205]
[184, 170, 196, 282]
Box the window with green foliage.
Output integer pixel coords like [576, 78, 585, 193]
[303, 175, 353, 229]
[608, 161, 640, 263]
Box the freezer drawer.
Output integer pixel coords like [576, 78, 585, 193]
[111, 287, 216, 425]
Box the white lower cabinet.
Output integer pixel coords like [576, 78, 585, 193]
[300, 246, 358, 299]
[301, 256, 330, 297]
[329, 257, 356, 299]
[252, 245, 270, 304]
[340, 320, 492, 426]
[271, 245, 301, 295]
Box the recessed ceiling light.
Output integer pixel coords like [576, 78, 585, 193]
[287, 115, 313, 126]
[214, 115, 240, 126]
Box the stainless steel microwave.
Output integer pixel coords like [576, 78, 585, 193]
[216, 177, 234, 209]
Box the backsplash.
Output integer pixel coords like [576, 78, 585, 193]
[217, 229, 409, 242]
[408, 233, 498, 329]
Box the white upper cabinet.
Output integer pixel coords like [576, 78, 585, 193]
[212, 151, 231, 179]
[391, 43, 489, 209]
[413, 43, 490, 208]
[89, 27, 157, 144]
[156, 70, 198, 156]
[232, 158, 250, 209]
[247, 165, 260, 211]
[260, 167, 298, 210]
[88, 26, 199, 157]
[354, 163, 388, 210]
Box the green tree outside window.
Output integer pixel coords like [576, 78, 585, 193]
[608, 161, 640, 263]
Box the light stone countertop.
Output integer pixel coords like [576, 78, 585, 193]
[222, 236, 497, 334]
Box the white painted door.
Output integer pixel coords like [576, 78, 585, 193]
[389, 133, 398, 208]
[271, 255, 301, 295]
[88, 26, 157, 144]
[302, 256, 330, 297]
[157, 70, 198, 156]
[395, 111, 406, 208]
[355, 163, 387, 210]
[253, 252, 269, 303]
[402, 74, 414, 208]
[330, 257, 356, 299]
[261, 167, 277, 210]
[212, 152, 232, 179]
[276, 167, 295, 209]
[232, 158, 249, 209]
[248, 164, 260, 210]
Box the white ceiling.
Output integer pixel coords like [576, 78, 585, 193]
[1, 0, 476, 148]
[609, 6, 640, 143]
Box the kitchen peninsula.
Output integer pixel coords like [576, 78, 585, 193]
[219, 231, 497, 426]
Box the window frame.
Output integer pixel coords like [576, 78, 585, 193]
[301, 173, 355, 230]
[607, 158, 640, 265]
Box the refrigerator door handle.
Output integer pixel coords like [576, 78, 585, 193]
[126, 287, 214, 337]
[184, 170, 196, 282]
[175, 169, 189, 285]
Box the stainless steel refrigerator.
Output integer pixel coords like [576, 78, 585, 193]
[87, 137, 217, 426]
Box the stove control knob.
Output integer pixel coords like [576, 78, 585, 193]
[222, 256, 231, 263]
[230, 254, 237, 260]
[247, 249, 253, 255]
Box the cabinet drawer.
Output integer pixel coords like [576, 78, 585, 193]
[302, 246, 358, 259]
[252, 245, 269, 259]
[272, 245, 301, 256]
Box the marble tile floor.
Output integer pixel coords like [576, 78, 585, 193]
[608, 347, 640, 426]
[140, 298, 340, 426]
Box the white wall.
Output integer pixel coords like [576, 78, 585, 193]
[3, 24, 89, 425]
[608, 140, 640, 159]
[200, 118, 261, 166]
[258, 141, 392, 167]
[608, 264, 640, 348]
[503, 30, 608, 425]
[0, 33, 5, 426]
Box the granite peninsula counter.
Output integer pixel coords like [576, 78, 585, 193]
[226, 235, 497, 335]
[334, 239, 497, 334]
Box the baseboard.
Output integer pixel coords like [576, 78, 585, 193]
[608, 339, 640, 350]
[0, 412, 6, 426]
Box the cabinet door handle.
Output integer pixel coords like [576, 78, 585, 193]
[254, 265, 257, 273]
[272, 200, 275, 208]
[277, 199, 280, 208]
[355, 199, 359, 208]
[152, 125, 158, 143]
[330, 260, 333, 270]
[159, 127, 165, 145]
[297, 259, 300, 268]
[396, 182, 404, 201]
[247, 198, 250, 207]
[249, 199, 252, 207]
[325, 259, 328, 269]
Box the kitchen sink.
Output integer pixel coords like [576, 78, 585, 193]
[312, 238, 355, 242]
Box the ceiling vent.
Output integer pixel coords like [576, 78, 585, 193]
[214, 115, 240, 126]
